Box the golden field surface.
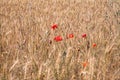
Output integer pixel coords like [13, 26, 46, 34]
[0, 0, 120, 80]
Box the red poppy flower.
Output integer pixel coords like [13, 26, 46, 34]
[67, 34, 74, 39]
[82, 61, 88, 68]
[92, 43, 97, 47]
[54, 36, 63, 42]
[82, 33, 87, 38]
[51, 24, 57, 30]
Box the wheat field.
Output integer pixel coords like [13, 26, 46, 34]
[0, 0, 120, 80]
